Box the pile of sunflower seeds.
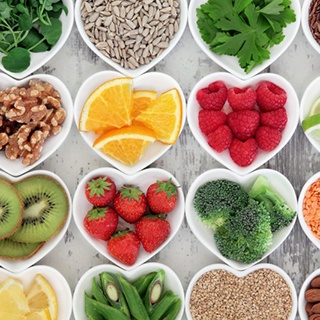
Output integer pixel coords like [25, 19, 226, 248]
[80, 0, 181, 70]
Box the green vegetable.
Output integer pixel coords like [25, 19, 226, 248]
[84, 293, 104, 320]
[150, 290, 180, 320]
[0, 0, 68, 73]
[196, 0, 296, 73]
[91, 277, 109, 305]
[162, 297, 182, 320]
[249, 175, 296, 233]
[131, 271, 157, 297]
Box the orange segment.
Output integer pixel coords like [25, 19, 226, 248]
[132, 90, 157, 119]
[79, 77, 133, 132]
[134, 88, 183, 144]
[93, 126, 156, 166]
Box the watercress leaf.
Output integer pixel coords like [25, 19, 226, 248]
[39, 17, 61, 45]
[18, 12, 32, 30]
[20, 27, 50, 52]
[0, 1, 13, 19]
[2, 47, 30, 72]
[52, 2, 68, 15]
[15, 3, 28, 14]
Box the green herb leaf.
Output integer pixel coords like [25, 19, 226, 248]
[2, 47, 31, 72]
[20, 27, 50, 52]
[18, 13, 32, 31]
[39, 17, 62, 45]
[0, 1, 12, 19]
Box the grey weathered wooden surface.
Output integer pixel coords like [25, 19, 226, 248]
[19, 0, 319, 318]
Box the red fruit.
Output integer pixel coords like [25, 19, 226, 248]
[196, 81, 227, 110]
[256, 126, 282, 151]
[113, 186, 147, 223]
[227, 110, 260, 141]
[85, 176, 116, 207]
[260, 107, 288, 132]
[227, 87, 257, 111]
[207, 125, 233, 153]
[198, 110, 227, 136]
[84, 207, 118, 240]
[107, 230, 140, 266]
[229, 138, 258, 167]
[135, 216, 171, 253]
[256, 81, 287, 111]
[147, 178, 178, 213]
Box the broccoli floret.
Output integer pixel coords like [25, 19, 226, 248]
[248, 176, 296, 233]
[193, 179, 250, 230]
[214, 199, 272, 263]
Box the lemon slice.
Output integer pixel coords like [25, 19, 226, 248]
[26, 308, 51, 320]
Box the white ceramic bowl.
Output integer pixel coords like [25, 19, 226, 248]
[0, 0, 74, 79]
[188, 0, 301, 80]
[0, 265, 72, 319]
[185, 263, 297, 320]
[74, 71, 186, 175]
[187, 72, 299, 176]
[185, 168, 297, 271]
[0, 73, 73, 177]
[73, 262, 185, 320]
[73, 167, 185, 270]
[74, 0, 188, 78]
[300, 75, 320, 152]
[0, 170, 72, 273]
[298, 171, 320, 250]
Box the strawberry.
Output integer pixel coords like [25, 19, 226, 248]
[198, 110, 227, 135]
[256, 126, 282, 151]
[196, 81, 227, 110]
[107, 229, 140, 266]
[256, 81, 287, 111]
[146, 178, 178, 213]
[135, 216, 171, 253]
[207, 125, 233, 153]
[85, 176, 116, 207]
[260, 107, 288, 132]
[229, 138, 258, 167]
[84, 207, 118, 240]
[227, 110, 260, 141]
[113, 186, 147, 223]
[227, 87, 257, 111]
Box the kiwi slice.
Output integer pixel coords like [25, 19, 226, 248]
[0, 178, 23, 239]
[10, 175, 69, 243]
[0, 238, 43, 259]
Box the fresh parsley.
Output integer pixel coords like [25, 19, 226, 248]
[196, 0, 296, 74]
[0, 0, 68, 73]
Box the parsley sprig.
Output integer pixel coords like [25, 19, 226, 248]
[197, 0, 296, 74]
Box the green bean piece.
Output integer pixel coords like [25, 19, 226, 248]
[162, 297, 182, 320]
[131, 271, 157, 297]
[144, 269, 165, 314]
[99, 272, 130, 317]
[91, 277, 109, 305]
[150, 290, 179, 320]
[84, 292, 104, 320]
[116, 273, 150, 320]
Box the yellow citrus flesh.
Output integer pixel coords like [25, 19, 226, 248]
[0, 310, 27, 319]
[79, 77, 133, 132]
[93, 125, 156, 166]
[26, 274, 58, 320]
[135, 88, 183, 144]
[26, 308, 51, 320]
[132, 90, 157, 119]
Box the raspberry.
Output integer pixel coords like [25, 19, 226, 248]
[207, 125, 233, 153]
[256, 81, 287, 111]
[227, 110, 260, 141]
[196, 81, 227, 110]
[256, 126, 281, 151]
[198, 110, 227, 135]
[229, 138, 258, 167]
[260, 107, 288, 132]
[227, 87, 257, 111]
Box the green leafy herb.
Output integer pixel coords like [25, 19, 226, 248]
[0, 0, 68, 73]
[196, 0, 296, 73]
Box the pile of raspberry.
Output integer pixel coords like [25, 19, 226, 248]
[197, 80, 288, 167]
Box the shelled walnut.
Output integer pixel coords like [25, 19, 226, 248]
[0, 79, 67, 165]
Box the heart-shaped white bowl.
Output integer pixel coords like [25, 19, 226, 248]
[0, 265, 72, 319]
[0, 73, 73, 177]
[185, 168, 297, 271]
[0, 170, 72, 273]
[73, 262, 184, 320]
[300, 75, 320, 152]
[73, 167, 185, 270]
[187, 72, 299, 176]
[185, 263, 297, 320]
[188, 0, 301, 80]
[0, 0, 74, 79]
[74, 71, 186, 175]
[74, 0, 188, 78]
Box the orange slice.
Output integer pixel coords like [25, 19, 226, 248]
[79, 77, 133, 132]
[134, 88, 183, 144]
[132, 90, 157, 119]
[93, 126, 156, 166]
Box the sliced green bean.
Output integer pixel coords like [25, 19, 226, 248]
[150, 290, 179, 320]
[91, 277, 109, 305]
[131, 271, 157, 297]
[84, 292, 104, 320]
[162, 297, 182, 320]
